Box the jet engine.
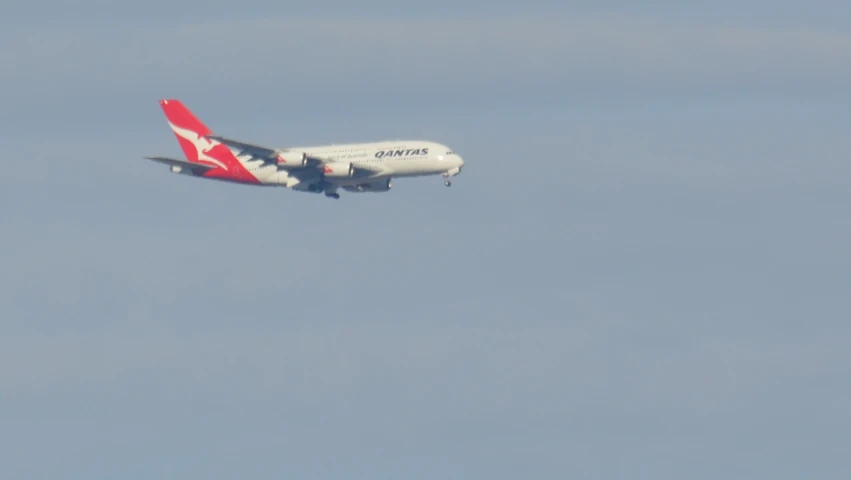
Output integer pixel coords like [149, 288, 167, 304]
[322, 162, 355, 178]
[343, 178, 392, 193]
[276, 151, 307, 167]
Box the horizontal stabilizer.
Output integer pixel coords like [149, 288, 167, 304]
[144, 156, 217, 171]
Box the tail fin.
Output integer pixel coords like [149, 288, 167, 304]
[155, 99, 260, 182]
[158, 99, 220, 166]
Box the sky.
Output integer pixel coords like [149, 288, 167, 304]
[2, 1, 851, 479]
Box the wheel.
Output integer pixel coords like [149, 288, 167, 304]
[325, 192, 340, 199]
[444, 180, 452, 187]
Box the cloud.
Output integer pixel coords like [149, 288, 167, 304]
[1, 13, 850, 106]
[3, 9, 851, 479]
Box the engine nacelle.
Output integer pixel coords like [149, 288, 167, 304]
[276, 151, 307, 167]
[322, 162, 354, 178]
[343, 178, 392, 193]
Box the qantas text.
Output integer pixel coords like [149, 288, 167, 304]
[375, 148, 429, 159]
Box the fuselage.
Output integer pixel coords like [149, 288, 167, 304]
[240, 140, 464, 188]
[150, 99, 464, 198]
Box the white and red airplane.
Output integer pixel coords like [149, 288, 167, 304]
[145, 99, 465, 199]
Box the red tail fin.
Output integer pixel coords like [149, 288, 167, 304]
[156, 99, 260, 183]
[158, 99, 219, 165]
[160, 99, 212, 134]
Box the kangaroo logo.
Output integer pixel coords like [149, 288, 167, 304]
[168, 121, 229, 171]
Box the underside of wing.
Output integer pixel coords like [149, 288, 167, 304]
[144, 156, 217, 172]
[342, 177, 393, 193]
[351, 163, 387, 174]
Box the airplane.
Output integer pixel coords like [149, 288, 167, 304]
[145, 99, 465, 199]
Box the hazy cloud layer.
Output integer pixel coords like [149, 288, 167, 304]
[2, 3, 851, 480]
[3, 13, 851, 106]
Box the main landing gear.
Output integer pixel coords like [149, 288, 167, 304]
[320, 182, 341, 199]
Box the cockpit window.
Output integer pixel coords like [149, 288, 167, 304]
[446, 151, 454, 155]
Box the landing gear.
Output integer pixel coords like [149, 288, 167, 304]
[442, 165, 462, 188]
[322, 183, 340, 199]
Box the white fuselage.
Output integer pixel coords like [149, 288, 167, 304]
[241, 140, 464, 188]
[150, 98, 464, 198]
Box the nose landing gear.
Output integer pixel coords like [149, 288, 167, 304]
[442, 166, 461, 187]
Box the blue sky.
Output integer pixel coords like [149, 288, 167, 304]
[2, 2, 851, 479]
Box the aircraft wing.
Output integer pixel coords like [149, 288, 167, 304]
[144, 156, 217, 172]
[206, 135, 328, 166]
[205, 136, 279, 159]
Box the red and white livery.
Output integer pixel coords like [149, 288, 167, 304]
[145, 99, 465, 199]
